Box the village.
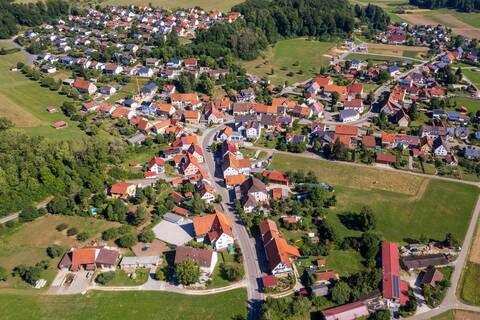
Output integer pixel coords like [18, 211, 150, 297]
[2, 1, 480, 320]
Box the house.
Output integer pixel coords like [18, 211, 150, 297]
[382, 242, 409, 308]
[73, 79, 97, 95]
[432, 137, 448, 157]
[422, 267, 444, 288]
[170, 93, 201, 109]
[58, 247, 119, 271]
[322, 301, 370, 320]
[155, 103, 176, 117]
[225, 174, 247, 189]
[240, 177, 268, 204]
[259, 219, 300, 276]
[343, 99, 364, 113]
[193, 211, 234, 250]
[263, 170, 288, 185]
[339, 109, 359, 123]
[222, 153, 251, 177]
[465, 147, 480, 160]
[402, 254, 449, 270]
[51, 121, 68, 129]
[99, 85, 116, 96]
[315, 271, 339, 284]
[376, 153, 397, 165]
[182, 153, 201, 176]
[120, 256, 160, 271]
[138, 67, 154, 77]
[110, 182, 136, 199]
[147, 157, 165, 174]
[187, 144, 204, 163]
[182, 110, 200, 124]
[197, 184, 216, 203]
[362, 135, 376, 149]
[174, 246, 217, 275]
[262, 275, 277, 289]
[141, 82, 159, 97]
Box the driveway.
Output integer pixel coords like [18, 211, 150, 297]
[48, 269, 93, 295]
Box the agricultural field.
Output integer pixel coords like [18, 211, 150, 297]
[432, 310, 480, 320]
[366, 43, 429, 60]
[270, 153, 479, 243]
[242, 38, 338, 85]
[0, 215, 120, 289]
[94, 0, 242, 11]
[0, 43, 84, 140]
[0, 288, 248, 320]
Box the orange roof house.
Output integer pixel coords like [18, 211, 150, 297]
[193, 211, 234, 250]
[110, 182, 136, 199]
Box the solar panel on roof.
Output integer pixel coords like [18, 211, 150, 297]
[393, 275, 400, 298]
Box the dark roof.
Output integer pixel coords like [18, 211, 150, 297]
[95, 248, 119, 266]
[422, 267, 443, 287]
[174, 246, 213, 268]
[240, 177, 267, 195]
[402, 254, 449, 269]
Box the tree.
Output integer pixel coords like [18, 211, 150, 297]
[76, 232, 89, 242]
[0, 117, 14, 131]
[56, 223, 68, 231]
[66, 227, 78, 236]
[128, 206, 147, 226]
[117, 234, 138, 248]
[214, 194, 223, 203]
[154, 268, 165, 281]
[19, 205, 41, 222]
[444, 233, 459, 248]
[95, 271, 115, 285]
[221, 262, 245, 281]
[0, 266, 8, 281]
[176, 258, 200, 285]
[138, 229, 155, 243]
[359, 206, 376, 231]
[331, 281, 351, 304]
[46, 245, 64, 258]
[370, 310, 391, 320]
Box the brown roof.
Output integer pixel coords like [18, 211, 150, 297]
[96, 248, 119, 265]
[174, 246, 214, 268]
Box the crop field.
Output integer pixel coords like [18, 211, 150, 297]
[0, 44, 84, 140]
[270, 153, 479, 243]
[0, 289, 248, 320]
[242, 38, 337, 85]
[366, 43, 429, 59]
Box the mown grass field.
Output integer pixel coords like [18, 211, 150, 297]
[347, 53, 415, 63]
[450, 96, 480, 114]
[271, 153, 479, 243]
[460, 262, 480, 305]
[463, 69, 480, 88]
[0, 44, 84, 140]
[94, 0, 242, 11]
[0, 288, 248, 320]
[0, 215, 120, 289]
[296, 249, 366, 276]
[242, 38, 336, 85]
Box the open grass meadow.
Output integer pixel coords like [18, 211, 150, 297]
[242, 38, 336, 85]
[270, 153, 479, 243]
[460, 262, 480, 305]
[450, 96, 480, 114]
[463, 69, 480, 88]
[0, 215, 120, 289]
[93, 0, 243, 11]
[0, 44, 84, 140]
[0, 288, 248, 320]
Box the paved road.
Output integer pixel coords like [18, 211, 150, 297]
[200, 125, 265, 320]
[0, 201, 49, 225]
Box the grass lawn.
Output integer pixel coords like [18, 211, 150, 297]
[463, 69, 480, 87]
[0, 47, 84, 140]
[243, 38, 336, 85]
[0, 288, 248, 320]
[103, 269, 150, 286]
[96, 0, 243, 11]
[460, 262, 480, 305]
[0, 215, 120, 289]
[208, 251, 239, 288]
[296, 250, 366, 276]
[450, 96, 480, 114]
[271, 153, 479, 243]
[347, 53, 414, 63]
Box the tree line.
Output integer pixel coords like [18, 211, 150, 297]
[409, 0, 480, 12]
[0, 0, 69, 39]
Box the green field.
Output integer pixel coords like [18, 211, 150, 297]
[450, 96, 480, 114]
[271, 153, 479, 243]
[96, 0, 242, 11]
[0, 44, 84, 140]
[0, 288, 247, 320]
[103, 269, 150, 286]
[296, 249, 366, 276]
[347, 53, 414, 63]
[460, 262, 480, 305]
[243, 38, 336, 85]
[463, 69, 480, 87]
[0, 215, 120, 289]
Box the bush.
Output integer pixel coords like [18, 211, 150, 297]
[56, 223, 68, 231]
[95, 271, 115, 285]
[154, 268, 165, 281]
[19, 205, 40, 222]
[138, 230, 155, 243]
[46, 245, 64, 258]
[76, 232, 89, 242]
[221, 262, 245, 281]
[0, 266, 7, 281]
[66, 227, 78, 236]
[117, 234, 138, 248]
[102, 228, 119, 241]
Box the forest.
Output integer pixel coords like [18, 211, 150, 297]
[409, 0, 480, 12]
[0, 122, 128, 214]
[0, 0, 69, 38]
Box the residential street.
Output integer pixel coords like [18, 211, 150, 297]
[200, 126, 265, 320]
